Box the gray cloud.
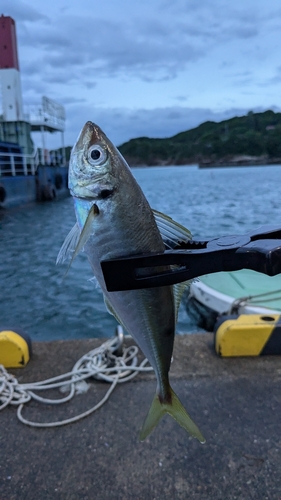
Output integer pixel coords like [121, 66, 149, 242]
[161, 0, 275, 43]
[28, 16, 203, 81]
[258, 66, 281, 86]
[2, 0, 280, 152]
[1, 0, 48, 22]
[175, 96, 188, 102]
[7, 0, 281, 80]
[8, 0, 279, 92]
[14, 6, 261, 84]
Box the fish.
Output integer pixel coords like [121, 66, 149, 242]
[57, 121, 205, 443]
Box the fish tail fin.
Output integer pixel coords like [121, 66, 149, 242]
[139, 387, 206, 444]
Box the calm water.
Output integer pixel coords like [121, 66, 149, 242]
[1, 165, 281, 341]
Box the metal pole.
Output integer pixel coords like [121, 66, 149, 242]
[11, 155, 15, 176]
[40, 125, 45, 165]
[61, 131, 66, 165]
[23, 155, 27, 175]
[31, 156, 35, 175]
[0, 122, 4, 141]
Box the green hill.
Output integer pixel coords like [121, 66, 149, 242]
[118, 110, 281, 167]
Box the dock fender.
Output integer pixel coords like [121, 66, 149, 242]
[41, 183, 56, 201]
[214, 314, 281, 357]
[0, 329, 32, 368]
[55, 173, 63, 190]
[0, 184, 7, 203]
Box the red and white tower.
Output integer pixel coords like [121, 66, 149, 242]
[0, 14, 23, 121]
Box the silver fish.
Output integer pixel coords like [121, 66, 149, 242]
[58, 121, 205, 443]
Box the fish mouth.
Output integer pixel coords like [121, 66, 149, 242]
[71, 192, 96, 201]
[70, 184, 115, 200]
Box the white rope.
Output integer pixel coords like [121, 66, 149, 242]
[0, 330, 152, 428]
[228, 288, 281, 314]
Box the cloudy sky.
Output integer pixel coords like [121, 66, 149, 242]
[1, 0, 281, 149]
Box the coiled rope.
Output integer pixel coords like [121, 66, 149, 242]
[0, 327, 152, 428]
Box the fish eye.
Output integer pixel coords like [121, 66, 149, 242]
[88, 145, 107, 166]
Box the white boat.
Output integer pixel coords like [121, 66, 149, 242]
[185, 270, 281, 331]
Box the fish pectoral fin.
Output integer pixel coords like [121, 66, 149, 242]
[139, 387, 205, 444]
[56, 203, 99, 276]
[71, 203, 99, 261]
[152, 209, 192, 249]
[56, 222, 81, 265]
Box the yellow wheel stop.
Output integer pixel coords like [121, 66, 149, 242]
[0, 330, 32, 368]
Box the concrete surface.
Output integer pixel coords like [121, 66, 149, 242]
[1, 333, 281, 500]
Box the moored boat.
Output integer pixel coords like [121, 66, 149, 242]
[185, 270, 281, 331]
[0, 15, 69, 208]
[0, 142, 69, 208]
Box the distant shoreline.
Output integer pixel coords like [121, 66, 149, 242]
[129, 160, 281, 169]
[198, 157, 281, 169]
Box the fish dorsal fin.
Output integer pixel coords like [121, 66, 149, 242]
[173, 280, 191, 324]
[56, 222, 81, 264]
[152, 209, 192, 249]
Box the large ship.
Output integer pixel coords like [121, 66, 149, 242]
[0, 15, 69, 208]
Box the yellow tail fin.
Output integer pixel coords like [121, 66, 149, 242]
[139, 387, 206, 443]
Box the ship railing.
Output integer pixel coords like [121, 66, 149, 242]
[0, 150, 39, 177]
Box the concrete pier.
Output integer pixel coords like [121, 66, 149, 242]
[1, 333, 280, 499]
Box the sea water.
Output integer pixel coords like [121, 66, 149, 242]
[1, 165, 281, 341]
